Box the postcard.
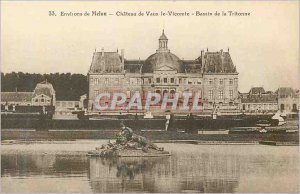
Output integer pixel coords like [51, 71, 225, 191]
[1, 1, 299, 193]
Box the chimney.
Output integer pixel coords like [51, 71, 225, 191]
[121, 49, 124, 65]
[201, 50, 205, 74]
[101, 48, 104, 57]
[228, 47, 230, 52]
[220, 49, 223, 55]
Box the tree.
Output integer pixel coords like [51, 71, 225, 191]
[1, 72, 88, 100]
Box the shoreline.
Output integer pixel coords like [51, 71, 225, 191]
[2, 130, 298, 145]
[2, 139, 298, 146]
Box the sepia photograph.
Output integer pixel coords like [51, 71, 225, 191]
[1, 1, 299, 193]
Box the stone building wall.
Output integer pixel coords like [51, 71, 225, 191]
[87, 31, 239, 115]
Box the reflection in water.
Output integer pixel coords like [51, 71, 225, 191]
[88, 154, 239, 193]
[2, 154, 88, 177]
[1, 143, 299, 193]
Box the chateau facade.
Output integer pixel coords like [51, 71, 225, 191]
[87, 30, 239, 115]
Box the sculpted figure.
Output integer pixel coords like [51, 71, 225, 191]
[119, 122, 162, 152]
[89, 122, 166, 157]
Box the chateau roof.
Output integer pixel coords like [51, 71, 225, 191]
[88, 32, 238, 75]
[241, 93, 277, 103]
[203, 51, 237, 73]
[33, 81, 55, 98]
[89, 51, 122, 73]
[124, 65, 142, 74]
[143, 51, 184, 73]
[159, 30, 168, 40]
[249, 87, 265, 95]
[277, 87, 298, 98]
[1, 92, 33, 103]
[182, 60, 202, 73]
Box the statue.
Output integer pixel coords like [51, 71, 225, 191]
[88, 122, 170, 157]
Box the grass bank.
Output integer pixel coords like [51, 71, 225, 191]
[1, 130, 298, 143]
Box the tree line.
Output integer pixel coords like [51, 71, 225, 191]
[1, 72, 88, 100]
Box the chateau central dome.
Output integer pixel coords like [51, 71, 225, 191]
[144, 52, 182, 73]
[143, 30, 183, 73]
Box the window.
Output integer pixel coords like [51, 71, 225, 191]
[94, 90, 99, 96]
[219, 79, 223, 85]
[170, 90, 175, 97]
[35, 99, 38, 102]
[209, 79, 213, 85]
[156, 78, 160, 83]
[198, 90, 202, 98]
[209, 90, 213, 99]
[41, 99, 44, 102]
[179, 78, 182, 84]
[115, 78, 119, 84]
[164, 78, 168, 83]
[229, 90, 233, 99]
[130, 78, 136, 85]
[219, 90, 223, 99]
[148, 78, 152, 84]
[95, 78, 99, 85]
[170, 78, 174, 83]
[104, 78, 109, 84]
[188, 80, 192, 85]
[234, 78, 238, 85]
[126, 91, 131, 98]
[229, 79, 233, 85]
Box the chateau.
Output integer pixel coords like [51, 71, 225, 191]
[87, 30, 239, 115]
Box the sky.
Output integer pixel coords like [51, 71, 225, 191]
[1, 1, 299, 92]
